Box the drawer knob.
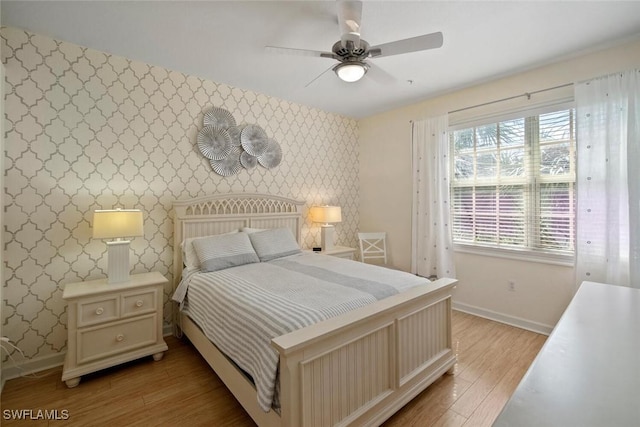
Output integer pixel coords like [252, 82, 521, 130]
[135, 300, 144, 308]
[95, 307, 104, 315]
[116, 334, 125, 342]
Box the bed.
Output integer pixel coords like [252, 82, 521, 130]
[172, 193, 457, 427]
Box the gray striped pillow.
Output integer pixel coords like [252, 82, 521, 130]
[248, 228, 301, 262]
[192, 232, 259, 272]
[182, 229, 240, 270]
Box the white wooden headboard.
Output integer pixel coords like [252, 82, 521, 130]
[172, 193, 305, 288]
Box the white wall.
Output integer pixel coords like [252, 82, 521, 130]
[359, 37, 640, 331]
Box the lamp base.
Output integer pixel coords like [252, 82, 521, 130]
[106, 240, 131, 284]
[320, 225, 335, 252]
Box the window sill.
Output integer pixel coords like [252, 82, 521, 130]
[453, 243, 575, 267]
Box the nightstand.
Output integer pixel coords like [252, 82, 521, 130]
[312, 246, 357, 260]
[61, 271, 168, 388]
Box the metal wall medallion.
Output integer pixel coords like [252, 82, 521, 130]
[198, 107, 283, 176]
[240, 124, 269, 157]
[204, 107, 236, 129]
[227, 125, 243, 146]
[240, 151, 258, 170]
[197, 126, 232, 160]
[210, 146, 242, 176]
[258, 138, 283, 169]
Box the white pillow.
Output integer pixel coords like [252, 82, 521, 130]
[182, 229, 239, 270]
[192, 232, 259, 272]
[242, 227, 267, 234]
[248, 228, 301, 262]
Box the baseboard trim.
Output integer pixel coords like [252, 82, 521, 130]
[453, 301, 553, 336]
[1, 352, 66, 383]
[163, 324, 173, 337]
[2, 324, 176, 384]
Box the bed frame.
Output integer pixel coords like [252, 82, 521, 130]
[173, 193, 457, 427]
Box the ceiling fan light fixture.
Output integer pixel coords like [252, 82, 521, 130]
[334, 62, 368, 82]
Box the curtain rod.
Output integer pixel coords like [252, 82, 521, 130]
[447, 82, 573, 115]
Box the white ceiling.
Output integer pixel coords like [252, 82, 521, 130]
[3, 1, 640, 118]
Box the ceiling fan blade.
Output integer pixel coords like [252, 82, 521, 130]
[369, 32, 443, 58]
[304, 64, 336, 88]
[337, 0, 362, 47]
[265, 45, 338, 60]
[366, 62, 395, 85]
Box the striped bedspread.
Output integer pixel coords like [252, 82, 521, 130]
[174, 253, 430, 412]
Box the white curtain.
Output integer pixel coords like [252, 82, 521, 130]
[411, 116, 456, 279]
[575, 69, 640, 288]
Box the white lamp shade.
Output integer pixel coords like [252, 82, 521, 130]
[334, 62, 367, 83]
[310, 206, 342, 225]
[93, 209, 144, 239]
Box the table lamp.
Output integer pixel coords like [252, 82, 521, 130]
[310, 205, 342, 251]
[93, 209, 144, 284]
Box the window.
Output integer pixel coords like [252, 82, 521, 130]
[450, 108, 576, 256]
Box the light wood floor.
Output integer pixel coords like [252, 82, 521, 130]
[1, 311, 545, 426]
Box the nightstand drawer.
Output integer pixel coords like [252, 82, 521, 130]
[121, 288, 156, 318]
[77, 314, 157, 364]
[78, 297, 119, 327]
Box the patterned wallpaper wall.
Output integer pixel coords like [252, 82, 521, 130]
[1, 27, 359, 362]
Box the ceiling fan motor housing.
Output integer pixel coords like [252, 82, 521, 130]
[333, 39, 370, 61]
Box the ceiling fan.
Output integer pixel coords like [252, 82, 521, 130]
[265, 0, 443, 85]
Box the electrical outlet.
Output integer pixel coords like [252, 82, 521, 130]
[508, 280, 516, 292]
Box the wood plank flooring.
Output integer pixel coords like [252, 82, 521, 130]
[0, 311, 545, 426]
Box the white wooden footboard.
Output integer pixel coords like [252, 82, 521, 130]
[273, 277, 456, 427]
